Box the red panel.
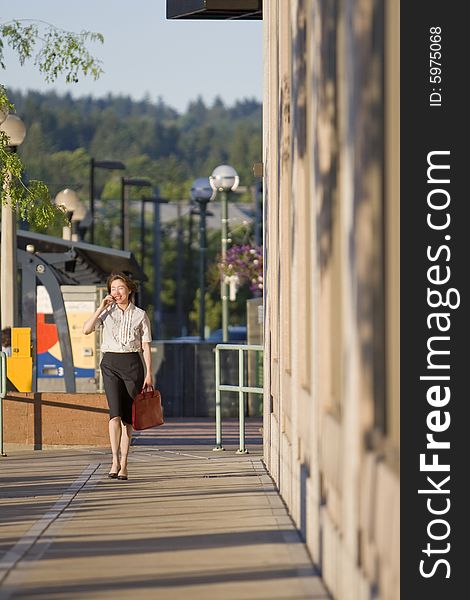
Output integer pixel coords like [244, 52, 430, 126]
[37, 313, 59, 353]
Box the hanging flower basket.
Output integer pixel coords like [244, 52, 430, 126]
[218, 244, 263, 297]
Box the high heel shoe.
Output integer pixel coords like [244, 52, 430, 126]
[108, 464, 120, 478]
[117, 469, 128, 480]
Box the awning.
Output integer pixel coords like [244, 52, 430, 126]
[16, 230, 146, 285]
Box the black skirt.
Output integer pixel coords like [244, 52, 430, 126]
[100, 352, 145, 425]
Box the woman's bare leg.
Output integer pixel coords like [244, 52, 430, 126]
[108, 417, 122, 473]
[119, 423, 133, 477]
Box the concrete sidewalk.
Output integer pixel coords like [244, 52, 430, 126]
[0, 419, 330, 600]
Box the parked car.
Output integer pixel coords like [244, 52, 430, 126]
[207, 326, 247, 342]
[170, 326, 247, 343]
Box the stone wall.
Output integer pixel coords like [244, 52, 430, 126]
[2, 392, 109, 449]
[262, 1, 399, 599]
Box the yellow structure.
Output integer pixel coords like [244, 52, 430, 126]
[7, 327, 33, 392]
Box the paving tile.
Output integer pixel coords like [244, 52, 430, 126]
[0, 420, 330, 600]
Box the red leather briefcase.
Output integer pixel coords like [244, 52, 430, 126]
[132, 386, 164, 431]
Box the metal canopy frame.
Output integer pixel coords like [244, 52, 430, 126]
[166, 0, 262, 20]
[17, 230, 146, 284]
[19, 249, 76, 392]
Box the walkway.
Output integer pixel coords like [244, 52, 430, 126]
[0, 419, 330, 599]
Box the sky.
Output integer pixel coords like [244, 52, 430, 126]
[1, 0, 263, 113]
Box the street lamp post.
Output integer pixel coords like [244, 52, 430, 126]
[89, 159, 126, 245]
[153, 191, 163, 340]
[138, 192, 169, 337]
[120, 177, 152, 251]
[187, 205, 214, 335]
[0, 114, 27, 331]
[54, 189, 87, 241]
[209, 164, 239, 342]
[190, 178, 216, 341]
[140, 193, 169, 270]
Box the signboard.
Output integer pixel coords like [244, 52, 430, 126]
[36, 286, 97, 382]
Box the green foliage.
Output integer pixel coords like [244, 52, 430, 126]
[0, 84, 13, 115]
[190, 289, 222, 333]
[2, 83, 262, 338]
[1, 19, 103, 225]
[10, 91, 261, 185]
[0, 126, 64, 227]
[0, 20, 103, 82]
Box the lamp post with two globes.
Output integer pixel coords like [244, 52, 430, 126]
[0, 113, 27, 330]
[209, 164, 239, 342]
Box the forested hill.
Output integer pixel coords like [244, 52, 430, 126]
[9, 90, 262, 202]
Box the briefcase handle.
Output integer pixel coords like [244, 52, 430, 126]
[141, 383, 156, 396]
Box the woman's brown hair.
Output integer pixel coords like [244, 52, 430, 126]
[106, 272, 138, 302]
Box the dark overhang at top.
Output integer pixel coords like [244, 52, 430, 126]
[166, 0, 262, 20]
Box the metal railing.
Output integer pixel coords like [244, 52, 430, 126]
[213, 343, 263, 453]
[1, 351, 7, 456]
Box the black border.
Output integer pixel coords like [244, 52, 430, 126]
[401, 3, 467, 595]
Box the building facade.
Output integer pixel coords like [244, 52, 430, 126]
[262, 2, 399, 599]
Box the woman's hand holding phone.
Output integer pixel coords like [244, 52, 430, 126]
[99, 294, 116, 311]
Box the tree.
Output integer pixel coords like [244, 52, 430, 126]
[0, 19, 103, 226]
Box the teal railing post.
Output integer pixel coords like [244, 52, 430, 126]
[213, 343, 263, 453]
[236, 347, 248, 454]
[0, 351, 7, 456]
[213, 345, 224, 451]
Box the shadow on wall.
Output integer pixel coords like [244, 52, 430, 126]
[292, 0, 386, 423]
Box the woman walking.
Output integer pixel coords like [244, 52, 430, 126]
[83, 272, 152, 480]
